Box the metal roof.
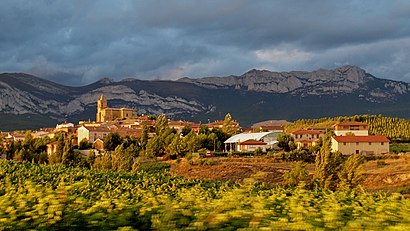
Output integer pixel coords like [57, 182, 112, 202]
[224, 131, 273, 144]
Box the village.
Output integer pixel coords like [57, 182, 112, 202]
[1, 95, 391, 160]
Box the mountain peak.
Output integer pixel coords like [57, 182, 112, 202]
[176, 66, 408, 96]
[97, 77, 114, 84]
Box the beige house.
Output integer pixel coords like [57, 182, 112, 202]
[77, 125, 141, 145]
[77, 126, 114, 145]
[291, 129, 323, 149]
[93, 138, 105, 150]
[237, 139, 267, 152]
[333, 121, 369, 136]
[96, 95, 137, 122]
[331, 136, 389, 155]
[5, 132, 26, 142]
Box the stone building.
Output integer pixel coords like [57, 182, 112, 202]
[96, 95, 137, 122]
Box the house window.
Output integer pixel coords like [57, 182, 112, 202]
[369, 142, 372, 145]
[343, 142, 346, 146]
[381, 142, 384, 145]
[356, 142, 359, 145]
[356, 150, 359, 154]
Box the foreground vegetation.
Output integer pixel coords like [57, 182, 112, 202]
[0, 161, 409, 230]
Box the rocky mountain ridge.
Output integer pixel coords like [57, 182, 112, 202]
[179, 65, 410, 101]
[1, 66, 410, 130]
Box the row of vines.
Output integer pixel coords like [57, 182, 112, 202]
[285, 114, 410, 141]
[0, 160, 409, 230]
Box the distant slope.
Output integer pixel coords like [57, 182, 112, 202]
[2, 66, 410, 130]
[284, 115, 410, 141]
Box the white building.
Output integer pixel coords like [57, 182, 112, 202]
[224, 131, 279, 152]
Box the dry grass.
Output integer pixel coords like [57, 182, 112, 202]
[170, 154, 410, 192]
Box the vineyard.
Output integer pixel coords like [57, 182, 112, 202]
[0, 160, 409, 230]
[285, 114, 410, 141]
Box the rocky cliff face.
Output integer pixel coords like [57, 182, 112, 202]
[1, 66, 410, 130]
[0, 73, 207, 122]
[179, 65, 410, 102]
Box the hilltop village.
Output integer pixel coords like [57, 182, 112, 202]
[0, 95, 392, 161]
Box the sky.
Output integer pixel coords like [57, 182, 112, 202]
[1, 0, 410, 86]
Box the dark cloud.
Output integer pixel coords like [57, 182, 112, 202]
[0, 0, 410, 86]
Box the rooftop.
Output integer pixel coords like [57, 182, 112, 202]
[332, 135, 389, 143]
[225, 131, 273, 144]
[238, 139, 267, 145]
[291, 129, 321, 135]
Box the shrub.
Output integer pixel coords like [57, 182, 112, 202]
[284, 162, 310, 186]
[337, 154, 365, 190]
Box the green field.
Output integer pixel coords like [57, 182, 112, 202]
[0, 160, 409, 230]
[390, 143, 410, 153]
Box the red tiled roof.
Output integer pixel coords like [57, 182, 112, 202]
[83, 126, 113, 132]
[238, 139, 267, 145]
[259, 125, 283, 130]
[332, 136, 389, 143]
[291, 129, 321, 135]
[295, 139, 318, 143]
[334, 121, 367, 126]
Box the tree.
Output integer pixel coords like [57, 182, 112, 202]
[4, 141, 16, 160]
[49, 135, 64, 164]
[277, 133, 295, 152]
[79, 139, 91, 150]
[145, 136, 161, 158]
[222, 113, 234, 136]
[155, 114, 168, 135]
[211, 128, 229, 151]
[167, 135, 187, 159]
[93, 153, 113, 170]
[15, 148, 30, 161]
[181, 125, 192, 137]
[111, 144, 133, 171]
[104, 133, 122, 151]
[199, 124, 210, 135]
[208, 133, 218, 151]
[314, 135, 344, 190]
[338, 154, 364, 190]
[184, 130, 200, 153]
[140, 124, 149, 152]
[62, 135, 75, 166]
[284, 162, 310, 186]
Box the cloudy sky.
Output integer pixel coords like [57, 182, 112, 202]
[1, 0, 410, 86]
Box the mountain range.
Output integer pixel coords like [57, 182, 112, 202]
[1, 65, 410, 130]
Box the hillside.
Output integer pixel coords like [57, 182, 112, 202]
[2, 66, 410, 130]
[284, 115, 410, 141]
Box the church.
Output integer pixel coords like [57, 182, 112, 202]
[96, 95, 137, 122]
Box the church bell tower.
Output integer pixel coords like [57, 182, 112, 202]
[96, 95, 107, 122]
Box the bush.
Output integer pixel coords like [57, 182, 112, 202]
[198, 159, 215, 166]
[284, 162, 310, 186]
[270, 149, 315, 163]
[397, 186, 410, 195]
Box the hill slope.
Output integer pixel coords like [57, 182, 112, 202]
[1, 66, 410, 130]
